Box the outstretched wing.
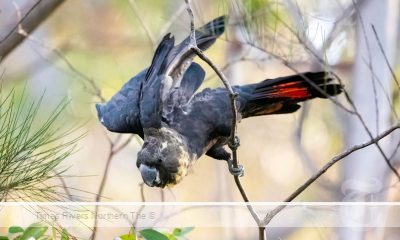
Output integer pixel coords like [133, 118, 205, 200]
[164, 16, 225, 94]
[141, 16, 225, 129]
[160, 16, 225, 121]
[97, 16, 225, 134]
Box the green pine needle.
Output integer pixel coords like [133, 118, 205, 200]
[0, 88, 83, 202]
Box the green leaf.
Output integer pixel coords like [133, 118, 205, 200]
[52, 228, 57, 240]
[172, 227, 194, 236]
[139, 229, 168, 240]
[37, 237, 51, 240]
[119, 233, 136, 240]
[0, 88, 82, 203]
[20, 223, 48, 240]
[0, 236, 9, 240]
[8, 226, 24, 240]
[8, 227, 24, 234]
[162, 233, 177, 240]
[61, 229, 69, 240]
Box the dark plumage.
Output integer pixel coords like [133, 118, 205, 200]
[96, 16, 343, 188]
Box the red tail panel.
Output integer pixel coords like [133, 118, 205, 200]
[264, 81, 310, 100]
[243, 72, 343, 118]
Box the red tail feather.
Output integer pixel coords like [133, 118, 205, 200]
[243, 72, 343, 118]
[266, 82, 310, 99]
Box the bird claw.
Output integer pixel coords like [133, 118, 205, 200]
[227, 159, 244, 177]
[228, 136, 241, 150]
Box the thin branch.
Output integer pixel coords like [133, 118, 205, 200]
[158, 4, 187, 39]
[128, 0, 156, 48]
[361, 57, 400, 121]
[55, 173, 73, 200]
[355, 2, 380, 135]
[132, 183, 146, 229]
[4, 2, 144, 239]
[13, 18, 105, 102]
[184, 0, 195, 39]
[193, 46, 263, 235]
[91, 144, 114, 239]
[204, 56, 270, 82]
[112, 135, 135, 153]
[13, 20, 139, 237]
[0, 0, 65, 61]
[233, 7, 400, 181]
[91, 134, 132, 238]
[52, 49, 105, 102]
[262, 124, 400, 226]
[371, 24, 400, 91]
[184, 1, 264, 239]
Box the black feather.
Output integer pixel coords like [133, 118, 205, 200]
[179, 62, 205, 98]
[195, 16, 226, 50]
[140, 34, 175, 129]
[145, 33, 175, 81]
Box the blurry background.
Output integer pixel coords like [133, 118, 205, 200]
[0, 0, 400, 239]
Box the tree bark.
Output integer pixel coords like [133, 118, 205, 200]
[0, 0, 65, 62]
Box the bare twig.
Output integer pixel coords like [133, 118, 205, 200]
[51, 49, 105, 102]
[192, 45, 264, 238]
[0, 0, 65, 61]
[233, 7, 400, 181]
[91, 135, 133, 239]
[113, 135, 135, 153]
[132, 183, 146, 229]
[371, 25, 400, 91]
[158, 4, 187, 39]
[204, 56, 270, 82]
[184, 1, 264, 239]
[185, 3, 400, 237]
[14, 19, 105, 101]
[56, 173, 73, 200]
[5, 1, 147, 239]
[361, 57, 400, 121]
[90, 1, 194, 237]
[128, 0, 156, 48]
[262, 124, 400, 226]
[12, 14, 141, 237]
[355, 3, 380, 135]
[91, 145, 114, 239]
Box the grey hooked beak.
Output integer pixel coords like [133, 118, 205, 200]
[139, 164, 160, 187]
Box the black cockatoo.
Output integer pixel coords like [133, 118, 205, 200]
[96, 16, 342, 188]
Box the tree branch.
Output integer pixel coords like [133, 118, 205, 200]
[0, 0, 65, 62]
[91, 134, 134, 239]
[128, 0, 156, 48]
[262, 123, 400, 225]
[232, 6, 400, 182]
[184, 1, 264, 239]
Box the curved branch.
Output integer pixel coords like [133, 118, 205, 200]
[262, 123, 400, 225]
[184, 1, 264, 239]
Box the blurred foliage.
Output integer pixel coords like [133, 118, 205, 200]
[0, 222, 71, 240]
[117, 227, 194, 240]
[218, 0, 299, 60]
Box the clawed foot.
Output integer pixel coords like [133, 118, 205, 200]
[227, 159, 244, 177]
[228, 136, 241, 150]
